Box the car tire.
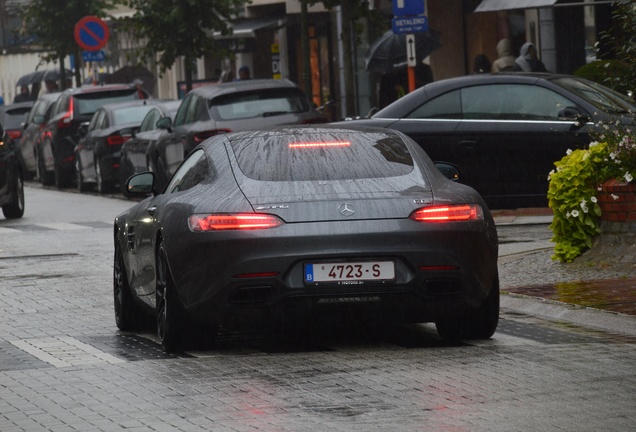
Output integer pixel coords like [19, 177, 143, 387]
[435, 276, 500, 340]
[96, 158, 113, 194]
[76, 155, 92, 193]
[156, 243, 186, 353]
[2, 173, 25, 219]
[36, 147, 54, 186]
[54, 153, 71, 189]
[114, 242, 143, 331]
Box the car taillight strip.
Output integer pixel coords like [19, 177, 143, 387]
[410, 204, 483, 222]
[188, 214, 284, 231]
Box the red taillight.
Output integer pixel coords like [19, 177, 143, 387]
[409, 204, 483, 222]
[57, 98, 74, 128]
[194, 129, 231, 144]
[188, 213, 284, 231]
[107, 135, 130, 146]
[7, 130, 21, 140]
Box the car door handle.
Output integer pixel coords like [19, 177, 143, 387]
[146, 206, 157, 215]
[459, 140, 477, 150]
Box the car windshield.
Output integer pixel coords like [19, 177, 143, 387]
[74, 89, 141, 116]
[209, 88, 310, 121]
[2, 107, 32, 129]
[230, 130, 414, 181]
[112, 105, 155, 126]
[553, 77, 636, 114]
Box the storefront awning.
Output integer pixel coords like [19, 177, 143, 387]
[215, 16, 286, 39]
[474, 0, 558, 12]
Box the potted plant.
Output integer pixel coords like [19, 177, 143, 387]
[548, 122, 636, 262]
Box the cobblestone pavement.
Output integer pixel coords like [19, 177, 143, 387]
[0, 187, 635, 431]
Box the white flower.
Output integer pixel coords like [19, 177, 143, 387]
[566, 149, 573, 155]
[625, 172, 634, 183]
[609, 152, 617, 160]
[589, 141, 599, 148]
[580, 199, 589, 213]
[591, 196, 597, 203]
[612, 194, 619, 201]
[566, 211, 571, 218]
[571, 209, 580, 218]
[548, 169, 555, 180]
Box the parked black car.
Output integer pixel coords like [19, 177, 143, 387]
[0, 124, 25, 219]
[38, 84, 148, 188]
[0, 101, 35, 153]
[337, 73, 636, 209]
[114, 125, 499, 353]
[119, 99, 181, 190]
[18, 92, 61, 180]
[150, 79, 326, 191]
[75, 100, 165, 193]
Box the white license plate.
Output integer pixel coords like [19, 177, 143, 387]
[305, 261, 395, 283]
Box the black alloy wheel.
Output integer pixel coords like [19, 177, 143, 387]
[435, 276, 500, 340]
[2, 174, 25, 219]
[114, 242, 141, 331]
[156, 243, 185, 353]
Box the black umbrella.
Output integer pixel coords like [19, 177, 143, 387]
[16, 71, 46, 87]
[104, 66, 157, 96]
[42, 69, 73, 82]
[365, 30, 441, 74]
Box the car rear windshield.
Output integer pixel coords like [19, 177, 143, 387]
[229, 130, 414, 181]
[113, 105, 156, 126]
[209, 88, 310, 121]
[74, 89, 141, 116]
[2, 107, 32, 129]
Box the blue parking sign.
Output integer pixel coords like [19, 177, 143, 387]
[392, 0, 425, 17]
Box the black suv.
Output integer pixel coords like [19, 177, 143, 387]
[0, 124, 25, 219]
[38, 84, 148, 188]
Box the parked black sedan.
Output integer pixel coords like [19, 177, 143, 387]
[118, 99, 181, 190]
[338, 73, 636, 209]
[75, 100, 164, 193]
[150, 79, 326, 191]
[114, 125, 499, 352]
[0, 124, 25, 219]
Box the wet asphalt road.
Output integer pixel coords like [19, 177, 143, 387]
[1, 185, 635, 431]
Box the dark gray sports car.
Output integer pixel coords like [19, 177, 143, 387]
[113, 125, 499, 352]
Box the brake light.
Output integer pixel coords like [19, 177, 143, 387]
[107, 135, 130, 146]
[188, 213, 284, 231]
[7, 130, 21, 140]
[289, 141, 351, 149]
[409, 204, 483, 222]
[194, 129, 231, 143]
[57, 98, 74, 128]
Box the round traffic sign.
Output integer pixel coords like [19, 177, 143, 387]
[74, 16, 110, 52]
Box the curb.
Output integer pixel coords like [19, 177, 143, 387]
[501, 293, 636, 337]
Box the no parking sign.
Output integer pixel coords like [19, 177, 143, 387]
[74, 16, 110, 52]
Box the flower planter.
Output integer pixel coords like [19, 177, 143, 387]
[598, 179, 636, 225]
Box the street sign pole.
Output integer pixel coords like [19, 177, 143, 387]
[406, 34, 416, 92]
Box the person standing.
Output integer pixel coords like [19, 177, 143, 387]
[513, 42, 548, 72]
[492, 39, 516, 72]
[13, 86, 31, 103]
[473, 54, 491, 74]
[236, 65, 251, 81]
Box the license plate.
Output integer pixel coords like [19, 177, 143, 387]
[305, 261, 395, 283]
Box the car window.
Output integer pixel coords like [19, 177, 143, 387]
[461, 84, 574, 121]
[55, 95, 70, 116]
[1, 107, 32, 129]
[112, 105, 155, 126]
[554, 77, 636, 114]
[406, 90, 462, 119]
[173, 96, 192, 127]
[230, 130, 413, 181]
[139, 109, 160, 132]
[28, 99, 51, 123]
[88, 110, 105, 132]
[185, 95, 201, 123]
[165, 149, 209, 193]
[73, 89, 141, 117]
[209, 88, 310, 121]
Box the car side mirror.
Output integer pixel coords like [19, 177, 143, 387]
[435, 162, 460, 182]
[78, 122, 90, 137]
[558, 107, 590, 127]
[156, 117, 173, 133]
[125, 172, 156, 198]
